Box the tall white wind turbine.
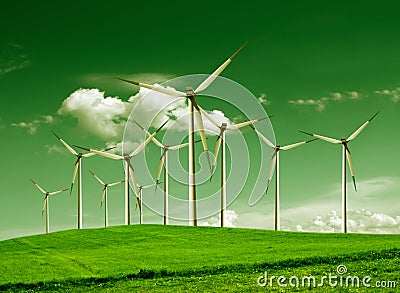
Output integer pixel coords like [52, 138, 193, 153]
[75, 120, 168, 225]
[31, 179, 68, 234]
[251, 126, 316, 231]
[300, 111, 379, 233]
[116, 42, 247, 226]
[203, 111, 265, 227]
[134, 183, 159, 225]
[52, 131, 113, 229]
[134, 120, 189, 225]
[89, 170, 124, 227]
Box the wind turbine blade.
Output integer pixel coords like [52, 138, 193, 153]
[253, 128, 275, 149]
[73, 145, 90, 151]
[280, 141, 307, 151]
[151, 136, 164, 148]
[347, 111, 380, 141]
[156, 152, 166, 184]
[265, 180, 272, 195]
[108, 180, 125, 187]
[226, 118, 264, 130]
[194, 42, 247, 94]
[168, 142, 189, 150]
[314, 134, 342, 144]
[49, 188, 69, 195]
[194, 108, 212, 172]
[267, 151, 277, 188]
[199, 107, 221, 128]
[143, 183, 157, 189]
[42, 198, 47, 216]
[89, 170, 105, 185]
[135, 196, 141, 212]
[100, 188, 106, 208]
[79, 145, 116, 158]
[31, 179, 47, 194]
[299, 131, 341, 144]
[70, 158, 80, 195]
[127, 161, 140, 197]
[52, 131, 78, 156]
[345, 147, 357, 192]
[85, 148, 123, 160]
[132, 118, 165, 148]
[212, 135, 223, 174]
[115, 77, 186, 97]
[129, 120, 169, 157]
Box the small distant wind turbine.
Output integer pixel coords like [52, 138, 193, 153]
[52, 131, 113, 229]
[300, 111, 379, 233]
[89, 170, 124, 227]
[30, 179, 68, 234]
[115, 42, 247, 226]
[74, 120, 168, 225]
[134, 183, 159, 225]
[202, 111, 265, 227]
[251, 126, 316, 231]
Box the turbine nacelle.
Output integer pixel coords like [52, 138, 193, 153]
[185, 87, 195, 98]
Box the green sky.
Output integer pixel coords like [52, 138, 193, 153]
[1, 1, 399, 239]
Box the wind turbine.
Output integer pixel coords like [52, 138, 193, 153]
[300, 111, 379, 233]
[75, 120, 168, 225]
[89, 170, 124, 227]
[31, 179, 68, 234]
[202, 111, 265, 227]
[133, 120, 190, 225]
[116, 42, 247, 226]
[52, 131, 113, 229]
[251, 126, 316, 231]
[134, 183, 159, 225]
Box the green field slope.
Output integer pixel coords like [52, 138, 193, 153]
[0, 225, 399, 292]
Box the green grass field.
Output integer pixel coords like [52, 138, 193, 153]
[0, 225, 399, 292]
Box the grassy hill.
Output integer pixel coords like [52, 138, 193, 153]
[0, 225, 399, 292]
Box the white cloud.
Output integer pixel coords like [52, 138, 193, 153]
[374, 88, 400, 103]
[331, 92, 343, 101]
[57, 85, 233, 149]
[0, 43, 30, 76]
[58, 88, 131, 140]
[45, 144, 66, 154]
[290, 209, 400, 234]
[11, 115, 54, 134]
[258, 93, 271, 106]
[289, 97, 328, 112]
[348, 91, 360, 99]
[199, 210, 238, 228]
[289, 91, 361, 111]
